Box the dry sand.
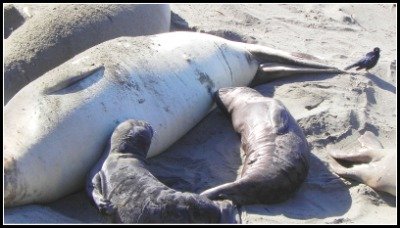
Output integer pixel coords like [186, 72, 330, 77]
[4, 3, 397, 224]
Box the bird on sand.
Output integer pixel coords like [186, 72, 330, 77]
[344, 47, 380, 72]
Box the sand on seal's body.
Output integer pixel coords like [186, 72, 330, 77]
[4, 4, 171, 104]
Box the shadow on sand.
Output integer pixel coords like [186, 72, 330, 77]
[241, 152, 352, 220]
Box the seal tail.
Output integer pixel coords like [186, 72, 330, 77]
[242, 43, 344, 86]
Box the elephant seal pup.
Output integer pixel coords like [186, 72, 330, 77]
[201, 87, 310, 205]
[4, 4, 170, 104]
[87, 119, 239, 223]
[327, 131, 396, 196]
[4, 31, 342, 207]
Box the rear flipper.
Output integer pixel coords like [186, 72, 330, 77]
[328, 147, 386, 163]
[327, 131, 386, 163]
[358, 131, 383, 150]
[327, 131, 396, 196]
[243, 43, 345, 85]
[328, 158, 372, 184]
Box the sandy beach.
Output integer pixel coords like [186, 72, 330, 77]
[4, 3, 397, 224]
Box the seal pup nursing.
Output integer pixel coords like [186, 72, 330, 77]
[201, 87, 310, 205]
[5, 31, 341, 207]
[87, 119, 239, 223]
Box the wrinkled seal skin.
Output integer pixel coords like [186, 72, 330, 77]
[4, 31, 341, 207]
[4, 4, 171, 104]
[201, 87, 310, 205]
[87, 120, 239, 223]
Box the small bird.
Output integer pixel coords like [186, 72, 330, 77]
[344, 47, 380, 72]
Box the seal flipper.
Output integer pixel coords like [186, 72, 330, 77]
[327, 131, 386, 163]
[269, 100, 289, 135]
[43, 63, 104, 95]
[86, 141, 115, 215]
[358, 131, 384, 150]
[87, 171, 115, 215]
[257, 63, 344, 82]
[245, 44, 338, 69]
[242, 43, 344, 85]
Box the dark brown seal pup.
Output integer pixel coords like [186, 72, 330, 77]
[86, 119, 239, 223]
[201, 87, 310, 205]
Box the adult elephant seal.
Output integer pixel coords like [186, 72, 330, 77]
[4, 4, 171, 104]
[201, 87, 310, 205]
[4, 31, 341, 207]
[87, 119, 239, 223]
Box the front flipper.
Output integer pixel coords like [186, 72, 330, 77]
[87, 171, 115, 215]
[43, 63, 104, 95]
[86, 142, 115, 215]
[268, 100, 289, 135]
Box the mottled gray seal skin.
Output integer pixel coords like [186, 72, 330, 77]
[201, 87, 310, 205]
[4, 4, 170, 104]
[87, 120, 239, 223]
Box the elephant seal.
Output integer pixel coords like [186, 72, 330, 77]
[201, 87, 310, 205]
[4, 31, 341, 207]
[328, 131, 396, 196]
[87, 119, 239, 223]
[4, 4, 171, 104]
